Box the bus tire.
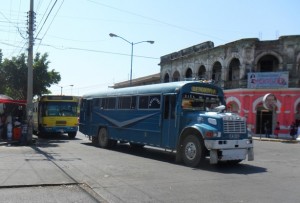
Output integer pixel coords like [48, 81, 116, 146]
[98, 128, 109, 148]
[182, 134, 205, 167]
[68, 132, 77, 139]
[92, 136, 98, 146]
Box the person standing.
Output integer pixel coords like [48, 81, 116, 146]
[274, 121, 280, 139]
[297, 124, 300, 141]
[289, 122, 296, 140]
[0, 115, 4, 140]
[264, 121, 271, 138]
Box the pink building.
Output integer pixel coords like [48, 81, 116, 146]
[160, 35, 300, 136]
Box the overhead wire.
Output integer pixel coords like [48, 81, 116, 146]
[39, 43, 159, 59]
[35, 0, 57, 40]
[36, 0, 64, 51]
[0, 8, 27, 58]
[87, 0, 227, 43]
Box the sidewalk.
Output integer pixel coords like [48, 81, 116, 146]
[252, 134, 299, 143]
[0, 139, 21, 146]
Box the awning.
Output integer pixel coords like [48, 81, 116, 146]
[0, 95, 26, 105]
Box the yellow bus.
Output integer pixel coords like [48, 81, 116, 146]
[33, 95, 79, 139]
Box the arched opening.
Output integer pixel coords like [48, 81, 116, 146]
[295, 102, 300, 126]
[185, 68, 193, 80]
[226, 101, 239, 113]
[172, 71, 180, 81]
[212, 62, 222, 83]
[255, 103, 273, 135]
[228, 58, 240, 81]
[225, 58, 241, 89]
[198, 65, 206, 79]
[257, 54, 279, 72]
[163, 73, 170, 83]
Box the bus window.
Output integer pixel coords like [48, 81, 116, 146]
[131, 96, 136, 109]
[139, 95, 161, 109]
[139, 96, 149, 109]
[93, 98, 101, 108]
[119, 97, 131, 109]
[164, 95, 176, 119]
[149, 95, 160, 109]
[118, 96, 136, 109]
[103, 98, 116, 109]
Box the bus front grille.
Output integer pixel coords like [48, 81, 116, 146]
[223, 120, 246, 133]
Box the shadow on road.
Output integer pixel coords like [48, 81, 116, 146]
[82, 142, 266, 175]
[34, 133, 80, 148]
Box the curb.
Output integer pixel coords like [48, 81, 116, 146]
[0, 140, 20, 146]
[253, 137, 299, 143]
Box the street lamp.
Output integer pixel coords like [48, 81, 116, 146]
[109, 33, 154, 86]
[58, 84, 74, 95]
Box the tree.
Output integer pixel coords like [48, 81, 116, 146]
[0, 52, 61, 99]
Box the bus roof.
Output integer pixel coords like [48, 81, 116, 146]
[39, 95, 78, 102]
[83, 81, 222, 99]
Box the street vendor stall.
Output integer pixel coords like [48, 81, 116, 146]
[0, 94, 26, 141]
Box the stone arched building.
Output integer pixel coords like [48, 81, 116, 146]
[160, 35, 300, 136]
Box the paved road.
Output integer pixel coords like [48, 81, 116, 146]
[1, 132, 300, 203]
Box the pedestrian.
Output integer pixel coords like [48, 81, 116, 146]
[274, 121, 280, 139]
[264, 121, 271, 138]
[0, 114, 4, 140]
[289, 122, 296, 140]
[297, 124, 300, 141]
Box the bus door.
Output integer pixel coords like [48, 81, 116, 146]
[162, 94, 177, 148]
[80, 99, 92, 135]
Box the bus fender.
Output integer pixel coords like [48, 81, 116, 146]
[175, 126, 203, 163]
[176, 124, 217, 163]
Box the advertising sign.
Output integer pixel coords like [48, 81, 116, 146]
[247, 72, 288, 89]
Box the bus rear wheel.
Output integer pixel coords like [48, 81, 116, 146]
[68, 132, 77, 139]
[97, 128, 116, 148]
[182, 134, 205, 167]
[98, 128, 109, 148]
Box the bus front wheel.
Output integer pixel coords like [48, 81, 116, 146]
[182, 134, 205, 167]
[68, 132, 77, 139]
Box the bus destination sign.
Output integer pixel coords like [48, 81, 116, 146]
[191, 86, 217, 95]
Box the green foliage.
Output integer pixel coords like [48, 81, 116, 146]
[0, 52, 61, 100]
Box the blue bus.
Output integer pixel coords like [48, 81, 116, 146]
[79, 81, 253, 167]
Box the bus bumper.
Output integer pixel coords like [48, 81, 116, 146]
[205, 139, 254, 164]
[40, 126, 78, 134]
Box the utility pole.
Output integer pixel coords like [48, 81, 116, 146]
[26, 0, 34, 144]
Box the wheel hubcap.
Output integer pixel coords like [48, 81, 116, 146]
[185, 142, 196, 160]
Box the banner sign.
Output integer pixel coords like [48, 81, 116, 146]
[247, 72, 289, 89]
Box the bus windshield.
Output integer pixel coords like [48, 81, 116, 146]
[181, 93, 222, 112]
[42, 102, 78, 117]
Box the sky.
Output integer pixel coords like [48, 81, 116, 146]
[1, 0, 300, 96]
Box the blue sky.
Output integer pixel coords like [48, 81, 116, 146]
[1, 0, 299, 96]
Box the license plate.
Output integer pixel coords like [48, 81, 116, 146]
[229, 134, 240, 139]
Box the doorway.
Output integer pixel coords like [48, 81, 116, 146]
[256, 108, 272, 134]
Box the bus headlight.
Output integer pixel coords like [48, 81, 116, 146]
[208, 118, 217, 125]
[205, 131, 218, 138]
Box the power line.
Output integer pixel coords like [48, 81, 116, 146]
[35, 0, 57, 40]
[39, 43, 159, 59]
[36, 0, 64, 51]
[87, 0, 227, 42]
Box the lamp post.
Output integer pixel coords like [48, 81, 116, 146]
[58, 85, 74, 95]
[109, 33, 154, 86]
